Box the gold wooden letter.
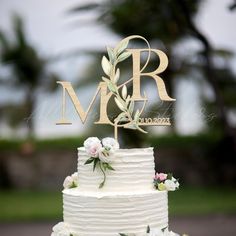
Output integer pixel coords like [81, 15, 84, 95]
[129, 49, 176, 101]
[56, 81, 112, 125]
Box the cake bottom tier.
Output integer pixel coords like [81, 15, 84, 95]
[63, 189, 168, 236]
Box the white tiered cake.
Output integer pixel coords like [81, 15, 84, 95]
[51, 137, 179, 236]
[52, 34, 181, 236]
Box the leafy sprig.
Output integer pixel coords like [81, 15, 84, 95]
[84, 155, 115, 189]
[101, 37, 147, 134]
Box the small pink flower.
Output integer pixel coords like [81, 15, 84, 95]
[87, 142, 102, 157]
[84, 137, 102, 158]
[155, 173, 167, 181]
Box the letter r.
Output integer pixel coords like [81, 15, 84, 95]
[128, 49, 176, 101]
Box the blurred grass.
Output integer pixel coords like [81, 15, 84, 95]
[0, 191, 62, 222]
[0, 133, 221, 151]
[0, 136, 85, 151]
[0, 187, 236, 222]
[169, 187, 236, 215]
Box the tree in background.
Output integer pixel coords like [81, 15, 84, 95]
[0, 15, 58, 138]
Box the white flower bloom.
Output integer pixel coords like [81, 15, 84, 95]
[71, 172, 78, 183]
[71, 172, 78, 186]
[63, 173, 78, 189]
[164, 179, 177, 191]
[170, 177, 180, 189]
[172, 177, 177, 182]
[84, 137, 102, 157]
[52, 222, 72, 236]
[63, 176, 73, 189]
[84, 137, 100, 149]
[102, 137, 119, 150]
[99, 147, 113, 163]
[174, 181, 180, 189]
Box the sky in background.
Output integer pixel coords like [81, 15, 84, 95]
[0, 0, 236, 138]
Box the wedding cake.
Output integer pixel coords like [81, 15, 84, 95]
[51, 137, 180, 236]
[52, 35, 182, 236]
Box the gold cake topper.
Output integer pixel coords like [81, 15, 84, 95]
[56, 35, 175, 140]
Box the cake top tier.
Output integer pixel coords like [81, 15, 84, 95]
[77, 146, 155, 192]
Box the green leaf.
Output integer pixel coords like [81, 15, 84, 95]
[106, 163, 115, 171]
[115, 39, 129, 55]
[128, 100, 134, 115]
[115, 112, 128, 123]
[126, 95, 131, 104]
[136, 123, 148, 134]
[101, 56, 111, 76]
[102, 76, 110, 83]
[167, 173, 173, 179]
[120, 116, 129, 122]
[117, 51, 132, 63]
[99, 181, 105, 188]
[84, 157, 95, 165]
[113, 68, 120, 83]
[124, 122, 137, 130]
[122, 85, 127, 99]
[103, 77, 117, 94]
[162, 226, 168, 232]
[102, 77, 117, 93]
[102, 162, 108, 171]
[115, 97, 126, 111]
[134, 109, 140, 121]
[93, 158, 99, 171]
[107, 81, 117, 93]
[107, 46, 115, 64]
[70, 181, 77, 188]
[124, 121, 147, 133]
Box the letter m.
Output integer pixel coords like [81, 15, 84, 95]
[56, 81, 111, 125]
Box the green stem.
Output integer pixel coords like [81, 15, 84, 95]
[98, 161, 106, 188]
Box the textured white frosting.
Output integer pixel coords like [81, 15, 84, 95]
[63, 188, 168, 236]
[77, 147, 155, 192]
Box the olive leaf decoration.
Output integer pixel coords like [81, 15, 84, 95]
[101, 36, 148, 137]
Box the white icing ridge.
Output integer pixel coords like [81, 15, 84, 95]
[77, 147, 155, 192]
[63, 188, 168, 236]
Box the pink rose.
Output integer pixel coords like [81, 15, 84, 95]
[155, 173, 167, 181]
[87, 142, 102, 157]
[84, 137, 102, 158]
